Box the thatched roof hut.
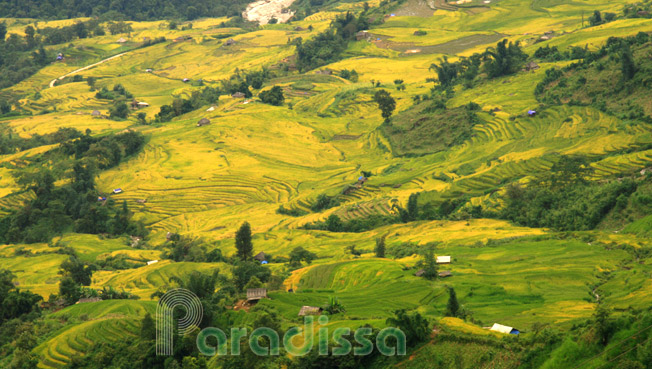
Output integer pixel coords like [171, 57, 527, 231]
[298, 306, 323, 316]
[197, 118, 211, 127]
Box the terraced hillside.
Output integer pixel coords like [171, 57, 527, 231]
[1, 0, 652, 367]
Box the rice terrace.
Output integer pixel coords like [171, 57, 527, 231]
[1, 0, 652, 368]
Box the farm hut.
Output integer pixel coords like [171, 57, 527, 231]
[246, 288, 268, 302]
[137, 102, 150, 108]
[91, 110, 101, 116]
[117, 37, 127, 43]
[438, 270, 452, 278]
[298, 306, 323, 316]
[436, 256, 451, 264]
[254, 252, 267, 262]
[113, 188, 123, 194]
[231, 92, 246, 98]
[357, 176, 368, 184]
[56, 53, 63, 61]
[524, 61, 540, 72]
[415, 269, 425, 277]
[316, 69, 333, 75]
[98, 196, 107, 202]
[490, 323, 520, 335]
[183, 78, 191, 82]
[147, 260, 159, 266]
[539, 35, 550, 41]
[528, 110, 537, 117]
[197, 118, 211, 127]
[261, 261, 268, 264]
[294, 26, 306, 31]
[146, 68, 153, 73]
[356, 31, 369, 41]
[136, 199, 147, 204]
[76, 297, 101, 304]
[225, 38, 236, 46]
[206, 106, 216, 112]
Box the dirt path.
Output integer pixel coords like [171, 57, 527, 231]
[49, 52, 128, 88]
[243, 0, 296, 25]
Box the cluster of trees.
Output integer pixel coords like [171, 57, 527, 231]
[295, 12, 370, 71]
[0, 130, 147, 243]
[588, 10, 617, 27]
[497, 156, 639, 231]
[259, 86, 285, 106]
[623, 1, 652, 19]
[535, 33, 651, 122]
[0, 0, 251, 21]
[0, 126, 82, 155]
[533, 44, 589, 62]
[428, 39, 528, 90]
[156, 86, 221, 122]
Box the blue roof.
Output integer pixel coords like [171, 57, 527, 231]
[528, 110, 536, 114]
[358, 176, 365, 181]
[261, 260, 268, 264]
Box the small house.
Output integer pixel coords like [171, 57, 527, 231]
[254, 252, 267, 262]
[246, 288, 268, 302]
[436, 256, 451, 264]
[356, 31, 369, 41]
[117, 37, 127, 43]
[528, 110, 537, 117]
[490, 323, 520, 335]
[438, 270, 452, 278]
[137, 102, 150, 108]
[415, 269, 425, 277]
[298, 306, 323, 316]
[231, 92, 246, 99]
[146, 68, 153, 73]
[135, 199, 147, 204]
[225, 38, 236, 46]
[316, 69, 333, 75]
[91, 110, 101, 116]
[76, 297, 101, 304]
[113, 188, 123, 194]
[183, 78, 191, 83]
[197, 118, 211, 127]
[147, 260, 159, 266]
[294, 26, 306, 31]
[206, 106, 216, 112]
[524, 61, 540, 72]
[56, 53, 64, 61]
[98, 196, 107, 202]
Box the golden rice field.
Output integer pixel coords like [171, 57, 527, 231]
[1, 1, 652, 366]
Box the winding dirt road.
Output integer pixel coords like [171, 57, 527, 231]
[49, 52, 128, 88]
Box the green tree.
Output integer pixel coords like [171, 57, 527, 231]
[109, 101, 129, 120]
[244, 275, 263, 289]
[59, 276, 81, 305]
[386, 310, 429, 346]
[407, 193, 419, 221]
[589, 10, 603, 26]
[375, 235, 386, 258]
[60, 256, 93, 286]
[373, 89, 396, 121]
[259, 86, 285, 106]
[325, 214, 343, 232]
[233, 261, 271, 291]
[422, 245, 438, 280]
[620, 44, 637, 81]
[445, 287, 460, 317]
[140, 313, 156, 340]
[235, 222, 253, 261]
[289, 246, 316, 267]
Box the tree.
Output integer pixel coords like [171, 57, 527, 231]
[620, 44, 637, 81]
[289, 246, 316, 267]
[233, 261, 271, 291]
[140, 313, 156, 340]
[445, 287, 460, 317]
[375, 235, 386, 258]
[59, 276, 81, 305]
[235, 222, 253, 261]
[589, 10, 603, 26]
[87, 76, 96, 90]
[422, 245, 438, 280]
[386, 310, 429, 346]
[594, 305, 614, 346]
[137, 112, 147, 124]
[60, 256, 93, 286]
[259, 86, 285, 106]
[110, 101, 129, 119]
[429, 56, 459, 88]
[244, 276, 263, 289]
[407, 193, 419, 221]
[326, 214, 343, 232]
[373, 89, 396, 121]
[346, 245, 361, 257]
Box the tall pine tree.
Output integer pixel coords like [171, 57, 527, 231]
[235, 222, 253, 261]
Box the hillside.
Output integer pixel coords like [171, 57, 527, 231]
[1, 0, 652, 368]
